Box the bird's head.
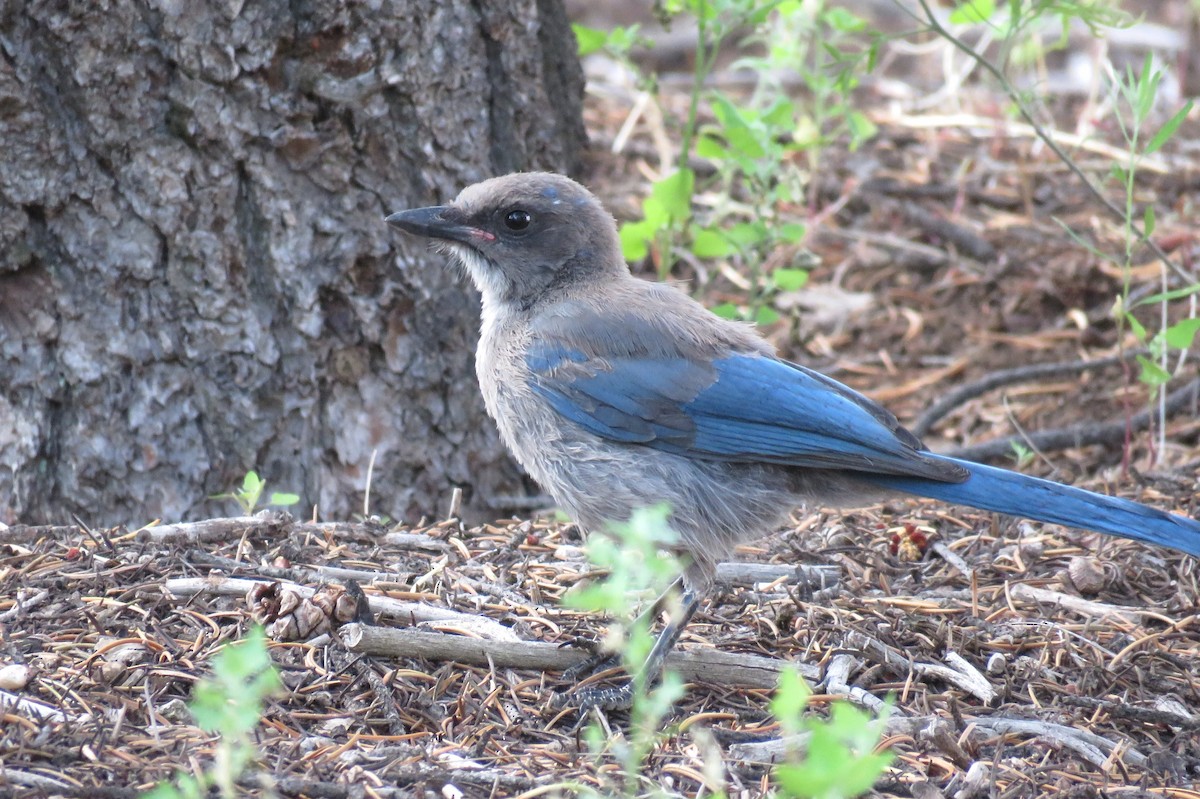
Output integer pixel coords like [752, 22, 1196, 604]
[386, 172, 625, 309]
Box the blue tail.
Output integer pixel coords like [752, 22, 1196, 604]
[865, 456, 1200, 557]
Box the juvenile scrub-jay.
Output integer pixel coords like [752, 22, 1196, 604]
[387, 172, 1200, 707]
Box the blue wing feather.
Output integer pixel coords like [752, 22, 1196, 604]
[526, 342, 965, 481]
[524, 334, 1200, 556]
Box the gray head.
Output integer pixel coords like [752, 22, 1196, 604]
[386, 172, 625, 309]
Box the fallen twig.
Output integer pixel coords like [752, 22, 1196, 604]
[846, 630, 996, 704]
[0, 688, 69, 723]
[1007, 582, 1168, 625]
[136, 512, 290, 544]
[730, 712, 1146, 769]
[162, 576, 516, 638]
[714, 562, 839, 591]
[911, 352, 1144, 439]
[340, 622, 817, 688]
[945, 376, 1200, 463]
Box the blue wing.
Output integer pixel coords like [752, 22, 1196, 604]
[526, 331, 1200, 556]
[526, 341, 967, 482]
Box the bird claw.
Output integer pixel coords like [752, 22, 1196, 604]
[562, 651, 621, 683]
[552, 681, 635, 712]
[555, 651, 628, 711]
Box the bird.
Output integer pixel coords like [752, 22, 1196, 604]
[386, 171, 1200, 708]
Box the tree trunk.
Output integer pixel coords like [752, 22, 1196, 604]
[0, 0, 586, 526]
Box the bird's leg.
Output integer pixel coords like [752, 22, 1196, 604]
[561, 575, 685, 682]
[569, 585, 701, 711]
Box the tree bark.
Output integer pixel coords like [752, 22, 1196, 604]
[0, 0, 586, 526]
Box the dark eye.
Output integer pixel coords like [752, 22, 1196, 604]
[504, 209, 532, 231]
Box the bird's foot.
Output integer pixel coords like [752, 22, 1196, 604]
[552, 680, 635, 711]
[554, 651, 628, 710]
[572, 682, 635, 711]
[562, 650, 621, 683]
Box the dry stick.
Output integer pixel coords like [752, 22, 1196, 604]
[945, 375, 1200, 463]
[163, 576, 517, 638]
[340, 623, 818, 688]
[136, 512, 290, 544]
[276, 767, 550, 796]
[167, 575, 824, 687]
[860, 176, 1024, 211]
[138, 512, 447, 550]
[822, 652, 888, 713]
[730, 712, 1147, 768]
[845, 630, 996, 704]
[187, 551, 837, 596]
[714, 562, 839, 591]
[0, 524, 107, 545]
[1058, 694, 1200, 730]
[1007, 583, 1171, 625]
[332, 646, 407, 737]
[909, 0, 1189, 285]
[0, 688, 69, 723]
[895, 200, 996, 262]
[910, 352, 1143, 439]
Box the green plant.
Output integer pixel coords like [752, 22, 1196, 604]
[143, 626, 283, 799]
[562, 505, 687, 798]
[213, 470, 300, 515]
[916, 1, 1198, 459]
[1009, 440, 1035, 469]
[771, 668, 894, 799]
[1105, 54, 1196, 395]
[559, 506, 894, 798]
[573, 20, 644, 60]
[599, 0, 881, 325]
[731, 1, 879, 192]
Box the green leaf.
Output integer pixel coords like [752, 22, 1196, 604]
[619, 220, 655, 261]
[712, 96, 767, 160]
[824, 7, 866, 32]
[1145, 100, 1193, 154]
[692, 227, 734, 258]
[696, 133, 729, 160]
[763, 98, 797, 130]
[572, 24, 607, 56]
[727, 221, 769, 247]
[238, 471, 264, 511]
[847, 111, 878, 149]
[142, 782, 185, 799]
[1010, 441, 1034, 467]
[777, 222, 807, 244]
[650, 169, 695, 223]
[1165, 318, 1200, 350]
[755, 306, 781, 326]
[565, 581, 627, 614]
[1142, 205, 1155, 238]
[1134, 54, 1158, 122]
[770, 667, 812, 737]
[775, 702, 893, 798]
[1125, 311, 1147, 341]
[241, 471, 263, 495]
[268, 492, 300, 507]
[949, 0, 995, 24]
[1133, 283, 1200, 306]
[772, 268, 809, 291]
[1136, 354, 1171, 386]
[865, 38, 881, 73]
[711, 302, 741, 320]
[605, 24, 640, 53]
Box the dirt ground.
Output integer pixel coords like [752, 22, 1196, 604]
[4, 9, 1200, 799]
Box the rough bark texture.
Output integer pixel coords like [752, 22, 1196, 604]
[0, 0, 586, 526]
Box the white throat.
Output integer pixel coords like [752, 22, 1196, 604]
[447, 243, 511, 334]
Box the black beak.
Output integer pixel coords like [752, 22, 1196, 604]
[385, 206, 477, 244]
